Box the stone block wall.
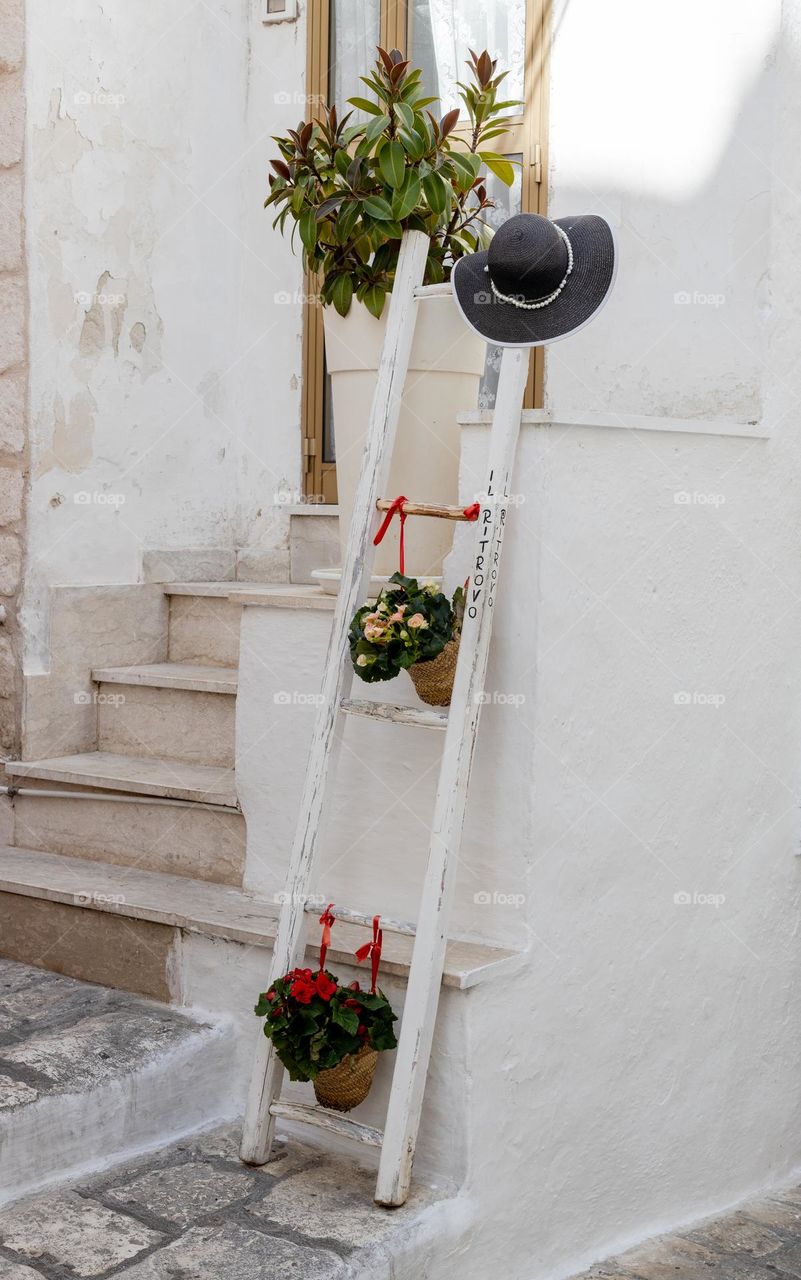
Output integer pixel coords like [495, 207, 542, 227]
[0, 0, 26, 757]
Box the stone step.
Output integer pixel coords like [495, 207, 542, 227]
[0, 845, 521, 993]
[164, 582, 335, 665]
[95, 679, 235, 768]
[10, 789, 246, 885]
[0, 959, 235, 1208]
[166, 591, 245, 667]
[92, 662, 239, 695]
[6, 752, 238, 807]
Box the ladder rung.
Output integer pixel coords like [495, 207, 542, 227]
[303, 901, 417, 937]
[376, 498, 477, 522]
[269, 1100, 384, 1147]
[341, 698, 448, 730]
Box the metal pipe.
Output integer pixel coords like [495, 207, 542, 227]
[0, 784, 236, 814]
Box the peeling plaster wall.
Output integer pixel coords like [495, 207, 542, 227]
[0, 0, 28, 761]
[21, 1, 308, 664]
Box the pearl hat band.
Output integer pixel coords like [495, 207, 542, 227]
[483, 224, 574, 310]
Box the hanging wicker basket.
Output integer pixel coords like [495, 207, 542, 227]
[313, 1044, 379, 1112]
[409, 638, 460, 706]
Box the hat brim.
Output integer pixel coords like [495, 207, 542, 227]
[451, 214, 617, 348]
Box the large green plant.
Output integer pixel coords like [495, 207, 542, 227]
[265, 47, 518, 318]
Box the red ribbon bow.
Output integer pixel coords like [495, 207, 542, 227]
[318, 902, 336, 972]
[374, 497, 480, 576]
[373, 495, 409, 574]
[355, 915, 383, 993]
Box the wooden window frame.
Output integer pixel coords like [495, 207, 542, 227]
[301, 0, 551, 502]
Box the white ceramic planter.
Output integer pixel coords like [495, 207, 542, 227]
[322, 283, 485, 579]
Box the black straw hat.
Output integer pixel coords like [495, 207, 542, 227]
[451, 212, 617, 347]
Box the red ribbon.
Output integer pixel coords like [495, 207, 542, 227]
[355, 915, 383, 993]
[319, 902, 336, 972]
[374, 497, 480, 576]
[373, 495, 408, 574]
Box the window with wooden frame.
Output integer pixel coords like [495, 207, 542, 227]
[301, 0, 550, 502]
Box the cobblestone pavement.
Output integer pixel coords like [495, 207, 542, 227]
[570, 1188, 801, 1280]
[0, 1125, 436, 1278]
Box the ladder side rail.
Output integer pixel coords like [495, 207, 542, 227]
[375, 345, 532, 1206]
[240, 230, 430, 1164]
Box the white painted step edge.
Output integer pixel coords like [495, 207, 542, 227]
[0, 1015, 237, 1209]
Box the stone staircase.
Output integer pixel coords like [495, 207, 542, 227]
[0, 571, 520, 1270]
[7, 583, 247, 888]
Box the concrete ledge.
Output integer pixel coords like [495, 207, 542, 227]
[0, 846, 522, 991]
[232, 584, 336, 611]
[457, 408, 770, 439]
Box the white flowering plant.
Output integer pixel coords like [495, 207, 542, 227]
[349, 573, 464, 683]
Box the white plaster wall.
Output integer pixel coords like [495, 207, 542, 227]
[544, 0, 778, 424]
[21, 0, 307, 664]
[447, 3, 801, 1276]
[236, 601, 535, 944]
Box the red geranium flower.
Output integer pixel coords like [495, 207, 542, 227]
[314, 971, 337, 1002]
[290, 974, 318, 1004]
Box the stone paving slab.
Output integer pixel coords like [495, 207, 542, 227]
[0, 1263, 47, 1280]
[112, 1223, 344, 1279]
[250, 1159, 413, 1249]
[105, 1161, 257, 1228]
[570, 1187, 801, 1280]
[0, 1124, 440, 1279]
[0, 959, 209, 1110]
[0, 1192, 163, 1276]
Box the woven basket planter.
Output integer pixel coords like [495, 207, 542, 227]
[313, 1044, 379, 1112]
[409, 638, 460, 706]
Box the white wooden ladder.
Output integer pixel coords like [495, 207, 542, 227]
[240, 229, 531, 1207]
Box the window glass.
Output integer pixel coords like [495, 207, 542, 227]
[409, 0, 526, 117]
[329, 0, 382, 118]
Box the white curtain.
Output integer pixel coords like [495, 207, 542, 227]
[423, 0, 526, 114]
[330, 0, 382, 116]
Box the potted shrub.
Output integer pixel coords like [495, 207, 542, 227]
[349, 573, 465, 706]
[255, 967, 397, 1112]
[266, 48, 517, 578]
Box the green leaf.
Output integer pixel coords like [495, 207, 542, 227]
[331, 1003, 359, 1034]
[330, 274, 353, 317]
[363, 284, 386, 319]
[450, 151, 482, 191]
[364, 112, 392, 145]
[347, 95, 383, 116]
[479, 151, 516, 186]
[394, 102, 415, 131]
[392, 170, 421, 220]
[361, 194, 394, 221]
[335, 200, 361, 243]
[379, 139, 406, 188]
[422, 171, 450, 215]
[299, 206, 317, 253]
[399, 127, 427, 161]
